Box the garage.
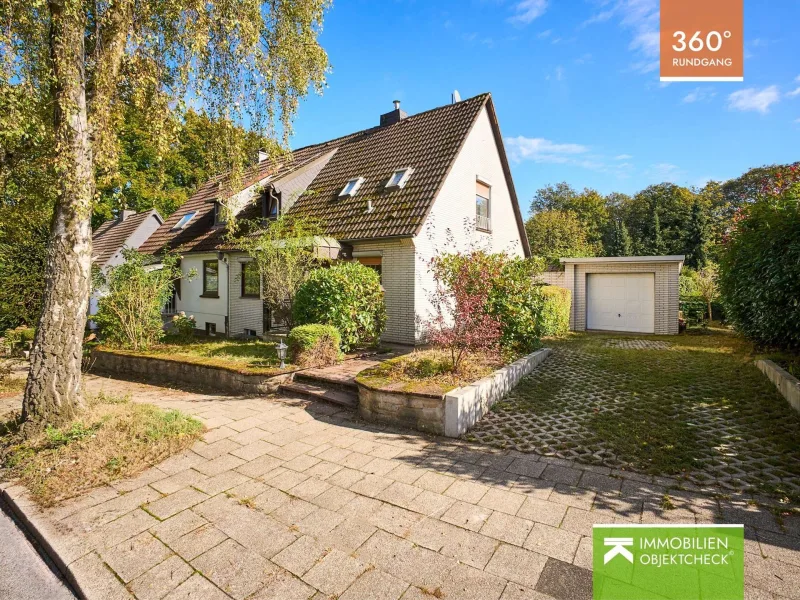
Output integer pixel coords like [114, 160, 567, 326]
[541, 256, 685, 335]
[586, 273, 655, 333]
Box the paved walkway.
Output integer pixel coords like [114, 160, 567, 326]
[1, 376, 799, 600]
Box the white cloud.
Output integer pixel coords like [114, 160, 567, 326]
[509, 0, 549, 25]
[649, 162, 681, 180]
[505, 136, 589, 163]
[614, 154, 633, 160]
[574, 53, 593, 65]
[537, 29, 552, 39]
[682, 87, 716, 104]
[580, 10, 614, 28]
[788, 87, 800, 98]
[727, 86, 781, 114]
[545, 65, 565, 81]
[583, 0, 660, 74]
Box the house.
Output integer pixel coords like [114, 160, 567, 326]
[540, 256, 685, 334]
[90, 209, 164, 320]
[138, 93, 530, 344]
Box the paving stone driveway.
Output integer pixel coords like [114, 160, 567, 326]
[2, 375, 800, 600]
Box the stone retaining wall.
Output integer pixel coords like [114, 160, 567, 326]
[756, 359, 800, 414]
[90, 350, 294, 395]
[357, 348, 551, 437]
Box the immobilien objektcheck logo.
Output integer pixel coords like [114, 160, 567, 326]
[593, 524, 744, 600]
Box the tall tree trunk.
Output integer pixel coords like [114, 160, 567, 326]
[22, 0, 93, 434]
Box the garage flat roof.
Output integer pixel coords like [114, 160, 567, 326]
[559, 255, 685, 264]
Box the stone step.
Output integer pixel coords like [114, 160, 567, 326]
[278, 381, 358, 409]
[293, 372, 359, 393]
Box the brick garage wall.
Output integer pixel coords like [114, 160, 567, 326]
[350, 238, 416, 345]
[538, 270, 565, 287]
[228, 253, 263, 337]
[566, 261, 680, 335]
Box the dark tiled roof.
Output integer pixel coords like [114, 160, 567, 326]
[139, 93, 530, 255]
[92, 210, 160, 267]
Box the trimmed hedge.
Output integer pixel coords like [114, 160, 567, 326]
[287, 324, 341, 368]
[3, 326, 35, 355]
[293, 263, 386, 351]
[537, 286, 571, 337]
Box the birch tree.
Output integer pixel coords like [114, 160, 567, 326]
[0, 0, 330, 433]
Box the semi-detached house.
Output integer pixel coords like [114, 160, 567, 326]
[137, 93, 531, 345]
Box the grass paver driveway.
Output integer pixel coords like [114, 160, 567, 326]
[467, 329, 800, 505]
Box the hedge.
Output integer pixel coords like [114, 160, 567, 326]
[293, 262, 386, 351]
[287, 324, 341, 368]
[3, 326, 35, 355]
[537, 286, 571, 337]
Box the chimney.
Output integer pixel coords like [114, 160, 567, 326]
[380, 100, 407, 127]
[257, 149, 269, 163]
[120, 209, 136, 222]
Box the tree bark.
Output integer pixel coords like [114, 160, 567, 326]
[22, 0, 94, 434]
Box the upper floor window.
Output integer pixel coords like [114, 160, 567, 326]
[476, 179, 491, 232]
[202, 260, 219, 298]
[213, 202, 226, 226]
[386, 168, 413, 189]
[172, 211, 196, 231]
[339, 177, 365, 197]
[264, 192, 279, 220]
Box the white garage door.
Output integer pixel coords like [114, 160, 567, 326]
[586, 273, 655, 333]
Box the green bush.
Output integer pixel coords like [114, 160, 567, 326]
[679, 268, 700, 298]
[3, 326, 35, 355]
[537, 286, 571, 337]
[680, 295, 707, 326]
[487, 258, 547, 354]
[719, 184, 800, 349]
[293, 263, 386, 351]
[167, 312, 196, 342]
[287, 324, 341, 367]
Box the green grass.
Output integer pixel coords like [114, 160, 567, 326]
[489, 327, 800, 501]
[0, 393, 203, 506]
[101, 338, 298, 375]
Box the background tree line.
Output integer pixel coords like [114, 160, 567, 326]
[523, 163, 797, 271]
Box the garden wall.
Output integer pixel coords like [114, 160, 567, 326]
[756, 359, 800, 414]
[90, 350, 294, 395]
[357, 348, 551, 437]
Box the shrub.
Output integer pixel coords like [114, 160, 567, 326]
[293, 263, 386, 351]
[168, 312, 196, 342]
[94, 250, 187, 351]
[719, 180, 800, 349]
[287, 324, 341, 367]
[680, 295, 708, 326]
[679, 268, 700, 298]
[537, 286, 571, 336]
[487, 258, 547, 354]
[3, 326, 35, 356]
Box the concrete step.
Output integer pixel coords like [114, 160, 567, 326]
[278, 381, 358, 409]
[293, 372, 359, 393]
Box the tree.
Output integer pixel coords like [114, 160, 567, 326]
[684, 199, 708, 269]
[648, 212, 667, 255]
[695, 263, 718, 322]
[623, 183, 694, 255]
[2, 0, 330, 432]
[530, 183, 608, 249]
[525, 209, 594, 266]
[235, 215, 326, 329]
[604, 219, 633, 257]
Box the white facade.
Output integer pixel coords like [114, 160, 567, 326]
[174, 253, 230, 335]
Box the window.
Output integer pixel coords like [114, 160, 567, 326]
[241, 261, 260, 297]
[243, 328, 257, 338]
[264, 191, 279, 220]
[213, 202, 226, 226]
[386, 168, 413, 189]
[357, 257, 382, 283]
[476, 179, 491, 232]
[202, 260, 219, 297]
[339, 177, 365, 197]
[172, 211, 197, 230]
[205, 322, 216, 336]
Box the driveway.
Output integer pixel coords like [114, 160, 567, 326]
[1, 373, 799, 600]
[468, 331, 800, 505]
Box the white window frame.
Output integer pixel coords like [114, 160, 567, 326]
[385, 167, 414, 189]
[172, 211, 197, 231]
[339, 177, 365, 197]
[475, 177, 491, 232]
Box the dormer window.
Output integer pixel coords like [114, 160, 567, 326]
[172, 211, 196, 231]
[386, 168, 413, 189]
[339, 177, 365, 197]
[213, 202, 226, 226]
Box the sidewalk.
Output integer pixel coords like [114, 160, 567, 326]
[2, 375, 798, 600]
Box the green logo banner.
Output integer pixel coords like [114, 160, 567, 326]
[593, 524, 744, 600]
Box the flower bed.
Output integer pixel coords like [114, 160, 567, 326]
[356, 348, 551, 437]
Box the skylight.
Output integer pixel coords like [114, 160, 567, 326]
[172, 211, 197, 230]
[386, 168, 413, 189]
[339, 177, 365, 197]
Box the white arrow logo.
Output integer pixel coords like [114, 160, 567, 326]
[604, 537, 634, 564]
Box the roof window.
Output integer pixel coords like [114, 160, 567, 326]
[339, 177, 365, 197]
[386, 168, 413, 189]
[172, 211, 197, 230]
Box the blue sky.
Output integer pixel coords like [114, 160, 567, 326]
[289, 0, 800, 217]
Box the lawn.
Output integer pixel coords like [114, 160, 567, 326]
[98, 337, 298, 375]
[467, 327, 800, 504]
